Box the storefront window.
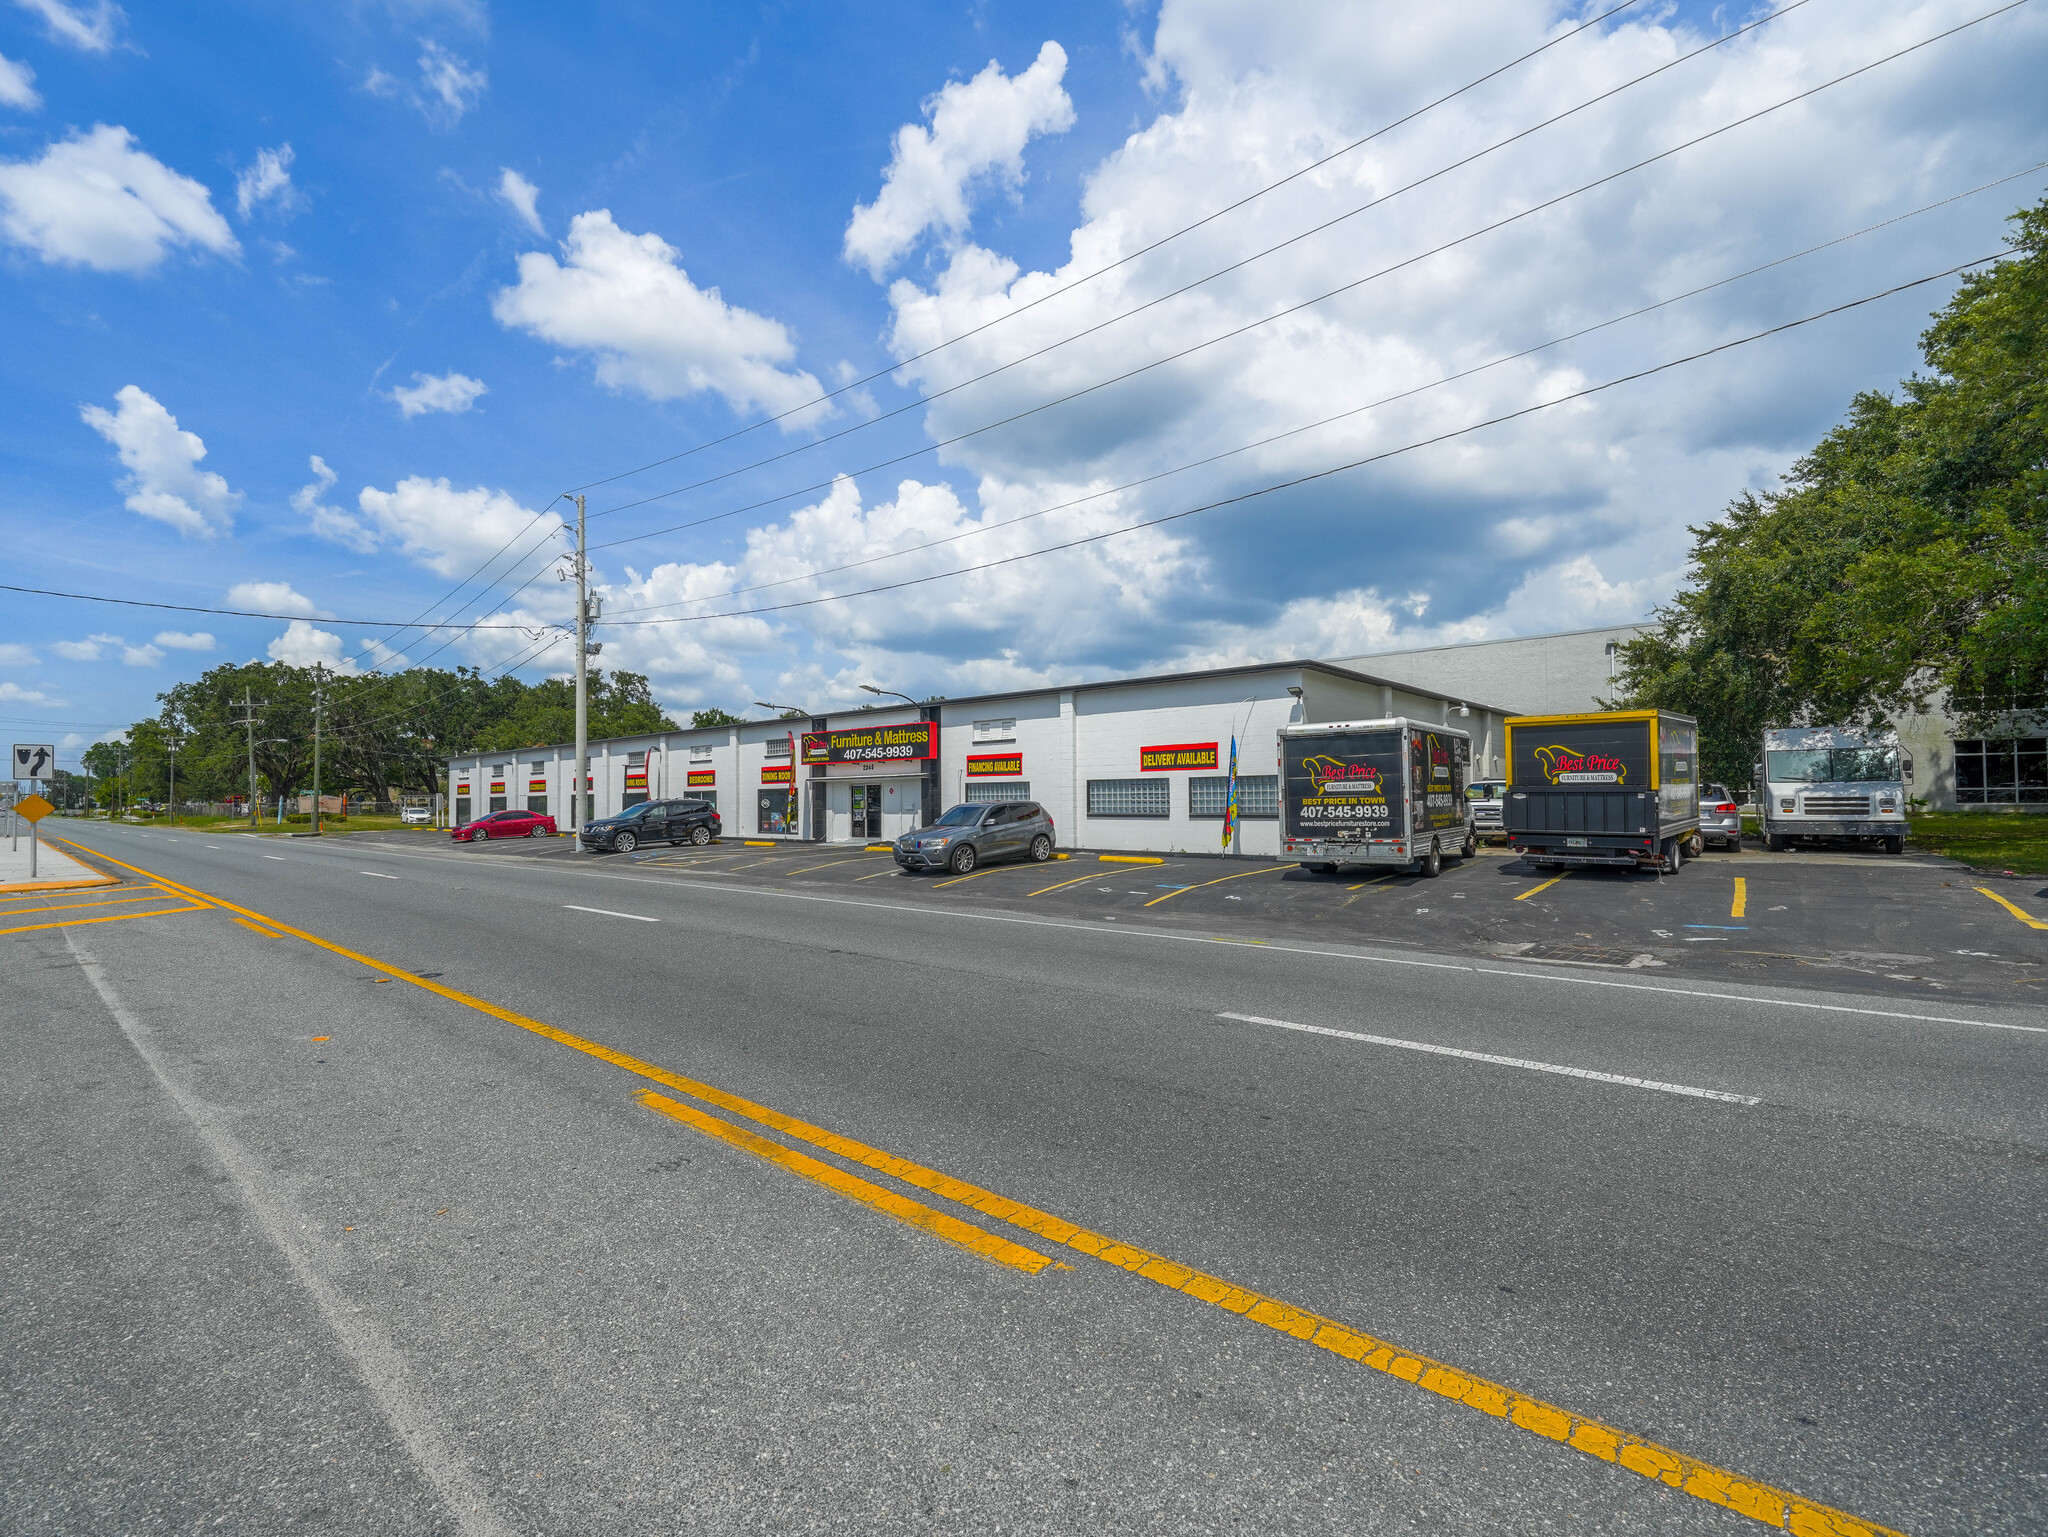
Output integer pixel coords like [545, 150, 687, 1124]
[455, 797, 470, 823]
[1189, 775, 1278, 818]
[1953, 737, 2048, 803]
[758, 788, 793, 833]
[527, 795, 548, 813]
[1088, 778, 1168, 817]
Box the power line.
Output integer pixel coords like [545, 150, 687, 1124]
[599, 251, 2010, 628]
[576, 0, 1820, 531]
[583, 0, 2016, 556]
[600, 165, 2046, 621]
[0, 584, 549, 630]
[560, 0, 1660, 494]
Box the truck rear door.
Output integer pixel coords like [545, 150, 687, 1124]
[1283, 730, 1403, 844]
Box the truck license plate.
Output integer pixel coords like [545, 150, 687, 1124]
[1566, 837, 1588, 848]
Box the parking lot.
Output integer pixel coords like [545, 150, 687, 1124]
[375, 831, 2048, 1007]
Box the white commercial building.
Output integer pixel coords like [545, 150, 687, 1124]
[446, 658, 1517, 856]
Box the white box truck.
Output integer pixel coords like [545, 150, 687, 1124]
[1755, 726, 1911, 854]
[1280, 718, 1476, 877]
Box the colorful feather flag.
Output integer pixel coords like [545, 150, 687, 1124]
[1222, 734, 1239, 849]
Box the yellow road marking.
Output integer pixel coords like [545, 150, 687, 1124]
[1732, 877, 1747, 919]
[1514, 874, 1567, 902]
[1347, 874, 1399, 892]
[1099, 854, 1164, 865]
[0, 904, 206, 937]
[1974, 886, 2048, 930]
[864, 844, 893, 852]
[1144, 864, 1289, 907]
[232, 915, 285, 938]
[0, 889, 172, 918]
[636, 1091, 1050, 1274]
[1028, 870, 1107, 897]
[742, 840, 776, 847]
[934, 860, 1056, 889]
[52, 835, 1911, 1537]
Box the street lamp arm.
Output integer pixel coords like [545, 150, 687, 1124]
[859, 684, 919, 707]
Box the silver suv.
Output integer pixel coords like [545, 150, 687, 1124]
[894, 800, 1057, 874]
[1466, 780, 1508, 841]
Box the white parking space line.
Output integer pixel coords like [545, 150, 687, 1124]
[1218, 1012, 1762, 1105]
[563, 904, 660, 922]
[359, 871, 399, 879]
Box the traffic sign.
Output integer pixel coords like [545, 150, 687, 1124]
[12, 743, 55, 779]
[14, 793, 52, 823]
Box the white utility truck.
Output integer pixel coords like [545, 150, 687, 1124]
[1280, 718, 1476, 877]
[1755, 726, 1911, 854]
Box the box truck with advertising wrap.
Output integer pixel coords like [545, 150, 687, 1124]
[1280, 718, 1475, 877]
[1503, 709, 1702, 873]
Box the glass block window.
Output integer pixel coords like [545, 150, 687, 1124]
[488, 763, 507, 776]
[1190, 774, 1280, 818]
[1088, 778, 1169, 817]
[627, 750, 647, 768]
[689, 741, 714, 760]
[965, 781, 1028, 804]
[1953, 737, 2048, 803]
[764, 738, 792, 758]
[972, 718, 1016, 743]
[527, 760, 545, 773]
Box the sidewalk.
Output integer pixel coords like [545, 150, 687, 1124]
[0, 827, 116, 892]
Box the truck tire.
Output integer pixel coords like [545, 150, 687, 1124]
[1419, 840, 1442, 879]
[1461, 828, 1477, 859]
[1686, 832, 1704, 859]
[1885, 835, 1904, 855]
[1765, 833, 1786, 852]
[1664, 837, 1683, 874]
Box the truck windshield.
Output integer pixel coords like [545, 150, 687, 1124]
[1766, 748, 1899, 783]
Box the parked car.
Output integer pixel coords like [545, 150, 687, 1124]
[1466, 779, 1508, 841]
[400, 803, 432, 825]
[1700, 783, 1743, 850]
[894, 801, 1055, 874]
[452, 808, 558, 842]
[579, 798, 721, 853]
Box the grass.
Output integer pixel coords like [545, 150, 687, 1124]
[1905, 811, 2048, 874]
[66, 811, 442, 836]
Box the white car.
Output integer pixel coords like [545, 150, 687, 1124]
[400, 804, 432, 825]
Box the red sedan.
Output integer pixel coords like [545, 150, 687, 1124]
[452, 808, 558, 842]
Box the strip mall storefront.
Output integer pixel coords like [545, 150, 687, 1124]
[444, 659, 1511, 855]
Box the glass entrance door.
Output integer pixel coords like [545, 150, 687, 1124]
[849, 783, 883, 840]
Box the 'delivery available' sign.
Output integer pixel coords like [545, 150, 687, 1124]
[1139, 741, 1218, 772]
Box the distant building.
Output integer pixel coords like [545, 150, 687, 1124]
[1329, 623, 1646, 718]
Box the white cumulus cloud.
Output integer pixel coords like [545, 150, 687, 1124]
[390, 370, 487, 417]
[0, 643, 35, 665]
[0, 52, 39, 110]
[79, 386, 239, 538]
[227, 581, 326, 618]
[266, 620, 362, 674]
[0, 681, 61, 704]
[356, 476, 565, 579]
[152, 630, 214, 651]
[496, 167, 541, 233]
[121, 641, 162, 666]
[417, 39, 486, 126]
[15, 0, 120, 53]
[493, 209, 830, 424]
[0, 125, 236, 271]
[292, 454, 378, 551]
[844, 40, 1073, 278]
[235, 143, 296, 219]
[51, 633, 118, 661]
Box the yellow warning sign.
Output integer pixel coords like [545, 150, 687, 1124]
[14, 793, 53, 823]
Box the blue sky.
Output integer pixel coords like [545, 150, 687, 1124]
[2, 0, 2045, 768]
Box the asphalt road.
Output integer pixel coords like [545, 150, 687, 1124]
[5, 820, 2044, 1536]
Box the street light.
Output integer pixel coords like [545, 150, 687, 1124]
[753, 701, 808, 718]
[859, 684, 918, 707]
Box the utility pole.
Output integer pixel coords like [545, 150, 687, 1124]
[572, 492, 596, 836]
[232, 689, 265, 830]
[165, 732, 182, 827]
[311, 663, 326, 836]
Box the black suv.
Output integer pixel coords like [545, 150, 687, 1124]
[579, 798, 721, 853]
[894, 800, 1056, 874]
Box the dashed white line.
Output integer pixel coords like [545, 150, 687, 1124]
[562, 904, 659, 922]
[359, 871, 399, 879]
[262, 855, 286, 862]
[1218, 1012, 1762, 1105]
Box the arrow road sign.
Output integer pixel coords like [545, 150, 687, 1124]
[12, 743, 55, 779]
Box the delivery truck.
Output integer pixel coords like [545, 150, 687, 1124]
[1755, 725, 1910, 853]
[1280, 718, 1476, 877]
[1503, 709, 1702, 873]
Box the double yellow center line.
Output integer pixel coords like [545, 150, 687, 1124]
[54, 834, 1907, 1537]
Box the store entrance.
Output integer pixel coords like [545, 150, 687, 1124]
[849, 782, 883, 841]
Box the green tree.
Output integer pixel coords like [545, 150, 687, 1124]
[691, 707, 741, 728]
[1618, 195, 2048, 786]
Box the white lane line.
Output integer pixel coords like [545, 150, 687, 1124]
[206, 845, 222, 848]
[1219, 1012, 1762, 1105]
[562, 904, 659, 922]
[263, 855, 286, 861]
[359, 871, 399, 879]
